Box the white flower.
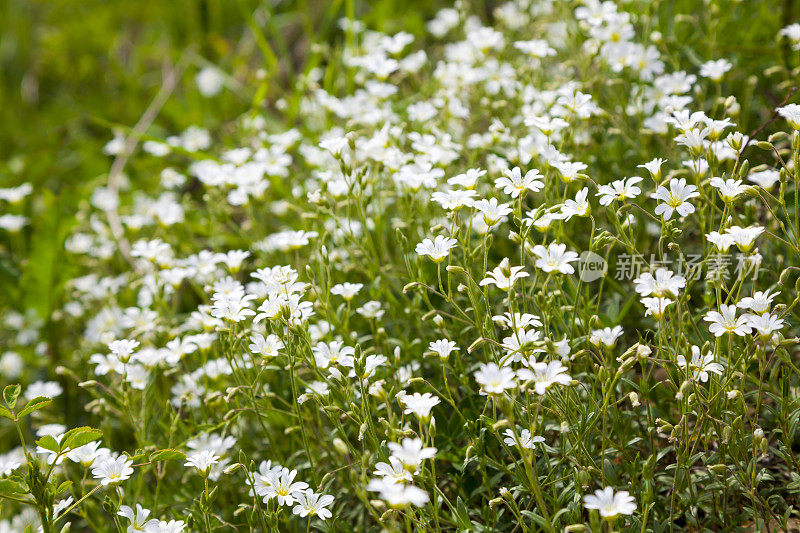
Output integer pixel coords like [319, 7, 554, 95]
[704, 304, 751, 337]
[155, 520, 187, 533]
[431, 189, 477, 210]
[494, 167, 543, 197]
[0, 183, 32, 203]
[428, 339, 458, 359]
[590, 326, 624, 348]
[448, 168, 486, 189]
[24, 381, 62, 400]
[357, 301, 385, 319]
[780, 23, 800, 50]
[677, 346, 724, 382]
[638, 158, 665, 180]
[210, 291, 256, 322]
[526, 116, 568, 136]
[710, 177, 748, 202]
[641, 297, 673, 318]
[675, 128, 711, 156]
[699, 59, 732, 81]
[474, 363, 517, 395]
[67, 441, 103, 466]
[745, 313, 784, 338]
[108, 339, 140, 361]
[257, 468, 309, 506]
[399, 392, 440, 420]
[185, 450, 219, 476]
[737, 290, 778, 314]
[583, 487, 637, 518]
[651, 178, 700, 219]
[92, 456, 134, 486]
[502, 428, 545, 449]
[596, 177, 642, 205]
[415, 235, 458, 263]
[248, 333, 284, 358]
[367, 478, 429, 507]
[0, 452, 22, 476]
[527, 210, 565, 232]
[777, 103, 800, 130]
[706, 231, 735, 251]
[513, 39, 555, 57]
[748, 169, 780, 189]
[474, 197, 512, 226]
[124, 364, 150, 390]
[319, 136, 349, 156]
[500, 329, 540, 363]
[118, 504, 159, 533]
[553, 161, 588, 183]
[0, 214, 28, 232]
[330, 282, 363, 300]
[726, 225, 763, 252]
[560, 188, 590, 220]
[517, 360, 572, 395]
[633, 268, 686, 298]
[387, 438, 437, 471]
[196, 66, 225, 97]
[292, 489, 334, 520]
[480, 258, 530, 290]
[531, 243, 579, 275]
[373, 456, 413, 484]
[492, 312, 542, 331]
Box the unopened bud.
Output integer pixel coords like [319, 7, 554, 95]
[757, 141, 773, 151]
[628, 392, 640, 407]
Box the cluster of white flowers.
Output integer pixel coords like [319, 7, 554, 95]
[2, 1, 800, 530]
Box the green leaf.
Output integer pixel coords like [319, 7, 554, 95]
[149, 449, 187, 462]
[454, 496, 472, 530]
[0, 405, 14, 420]
[17, 396, 53, 418]
[55, 480, 73, 495]
[3, 384, 21, 409]
[0, 478, 27, 495]
[61, 426, 102, 451]
[36, 435, 60, 453]
[127, 449, 147, 462]
[20, 188, 67, 318]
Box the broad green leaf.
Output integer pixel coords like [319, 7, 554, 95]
[3, 384, 21, 409]
[0, 478, 27, 495]
[149, 449, 187, 462]
[17, 396, 53, 418]
[0, 405, 14, 420]
[61, 427, 102, 451]
[36, 435, 60, 453]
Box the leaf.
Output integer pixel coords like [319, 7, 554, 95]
[0, 405, 14, 420]
[19, 188, 66, 318]
[149, 449, 187, 462]
[55, 480, 73, 495]
[3, 384, 21, 409]
[36, 435, 60, 453]
[61, 427, 102, 451]
[127, 449, 147, 462]
[453, 496, 472, 530]
[0, 478, 27, 495]
[17, 396, 53, 418]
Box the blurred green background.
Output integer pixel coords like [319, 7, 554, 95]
[0, 0, 449, 317]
